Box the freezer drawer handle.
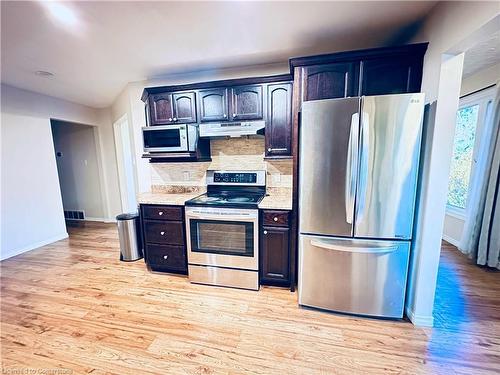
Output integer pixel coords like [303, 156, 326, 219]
[310, 240, 397, 254]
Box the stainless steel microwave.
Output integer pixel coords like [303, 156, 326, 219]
[142, 124, 198, 153]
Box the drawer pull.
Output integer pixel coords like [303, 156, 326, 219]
[168, 118, 172, 122]
[273, 217, 278, 222]
[160, 231, 165, 236]
[263, 230, 268, 235]
[163, 255, 168, 260]
[158, 211, 163, 216]
[173, 117, 177, 121]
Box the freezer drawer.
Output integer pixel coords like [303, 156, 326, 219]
[298, 234, 410, 318]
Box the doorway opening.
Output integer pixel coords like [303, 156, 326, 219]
[51, 119, 106, 229]
[434, 26, 499, 329]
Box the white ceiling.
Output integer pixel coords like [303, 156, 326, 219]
[1, 1, 437, 108]
[463, 30, 500, 77]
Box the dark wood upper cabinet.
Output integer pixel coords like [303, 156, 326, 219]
[149, 93, 174, 125]
[230, 85, 263, 120]
[303, 62, 359, 101]
[172, 92, 197, 123]
[149, 92, 196, 125]
[199, 88, 229, 122]
[266, 83, 292, 157]
[260, 226, 290, 286]
[360, 58, 423, 95]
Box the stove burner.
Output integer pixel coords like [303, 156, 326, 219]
[201, 197, 220, 202]
[227, 197, 252, 202]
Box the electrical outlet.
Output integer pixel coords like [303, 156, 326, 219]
[272, 173, 281, 183]
[183, 171, 190, 181]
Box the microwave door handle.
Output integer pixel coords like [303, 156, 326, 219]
[345, 113, 359, 224]
[310, 240, 397, 254]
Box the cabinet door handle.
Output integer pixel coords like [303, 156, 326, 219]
[160, 231, 165, 236]
[173, 117, 177, 121]
[223, 113, 227, 118]
[168, 118, 172, 121]
[263, 230, 268, 235]
[232, 113, 236, 117]
[273, 217, 278, 222]
[163, 255, 168, 260]
[268, 148, 288, 152]
[158, 211, 163, 216]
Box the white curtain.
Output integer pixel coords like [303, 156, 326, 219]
[459, 82, 500, 269]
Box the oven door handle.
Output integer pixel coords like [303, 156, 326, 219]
[186, 213, 257, 222]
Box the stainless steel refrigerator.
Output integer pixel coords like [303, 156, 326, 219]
[298, 93, 425, 318]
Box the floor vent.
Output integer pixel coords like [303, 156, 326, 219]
[64, 210, 85, 220]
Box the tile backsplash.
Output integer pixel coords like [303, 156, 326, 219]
[150, 137, 292, 191]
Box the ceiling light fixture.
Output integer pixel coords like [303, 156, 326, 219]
[40, 1, 80, 30]
[35, 70, 55, 77]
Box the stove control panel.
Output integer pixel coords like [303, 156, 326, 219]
[213, 172, 257, 184]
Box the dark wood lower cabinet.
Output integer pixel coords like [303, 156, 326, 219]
[140, 204, 188, 275]
[145, 244, 187, 273]
[260, 209, 292, 289]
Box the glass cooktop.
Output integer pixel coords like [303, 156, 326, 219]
[186, 191, 265, 208]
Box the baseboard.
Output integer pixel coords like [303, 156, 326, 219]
[442, 234, 460, 247]
[72, 217, 116, 223]
[0, 232, 69, 261]
[405, 306, 434, 327]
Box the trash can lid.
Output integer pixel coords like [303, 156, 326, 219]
[116, 212, 139, 220]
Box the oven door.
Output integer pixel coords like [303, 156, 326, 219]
[185, 207, 258, 270]
[142, 124, 188, 152]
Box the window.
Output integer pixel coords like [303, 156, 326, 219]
[447, 88, 495, 217]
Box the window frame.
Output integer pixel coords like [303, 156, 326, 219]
[446, 86, 496, 219]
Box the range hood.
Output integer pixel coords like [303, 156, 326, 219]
[199, 121, 265, 138]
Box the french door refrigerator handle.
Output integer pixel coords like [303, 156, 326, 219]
[310, 240, 397, 254]
[356, 110, 370, 223]
[345, 113, 359, 224]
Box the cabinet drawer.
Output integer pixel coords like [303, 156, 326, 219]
[146, 244, 187, 272]
[262, 210, 289, 227]
[143, 220, 185, 245]
[142, 205, 183, 221]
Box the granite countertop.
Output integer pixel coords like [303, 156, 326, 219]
[258, 189, 293, 210]
[137, 188, 293, 210]
[137, 191, 203, 206]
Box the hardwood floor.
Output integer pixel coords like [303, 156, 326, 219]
[1, 223, 499, 374]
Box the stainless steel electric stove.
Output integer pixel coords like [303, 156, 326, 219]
[185, 170, 266, 290]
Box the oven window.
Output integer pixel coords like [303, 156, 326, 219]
[143, 128, 181, 148]
[190, 219, 254, 257]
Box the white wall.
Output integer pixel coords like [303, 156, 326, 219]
[461, 62, 500, 96]
[442, 61, 500, 246]
[51, 121, 104, 219]
[110, 63, 290, 194]
[406, 2, 499, 326]
[0, 84, 121, 260]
